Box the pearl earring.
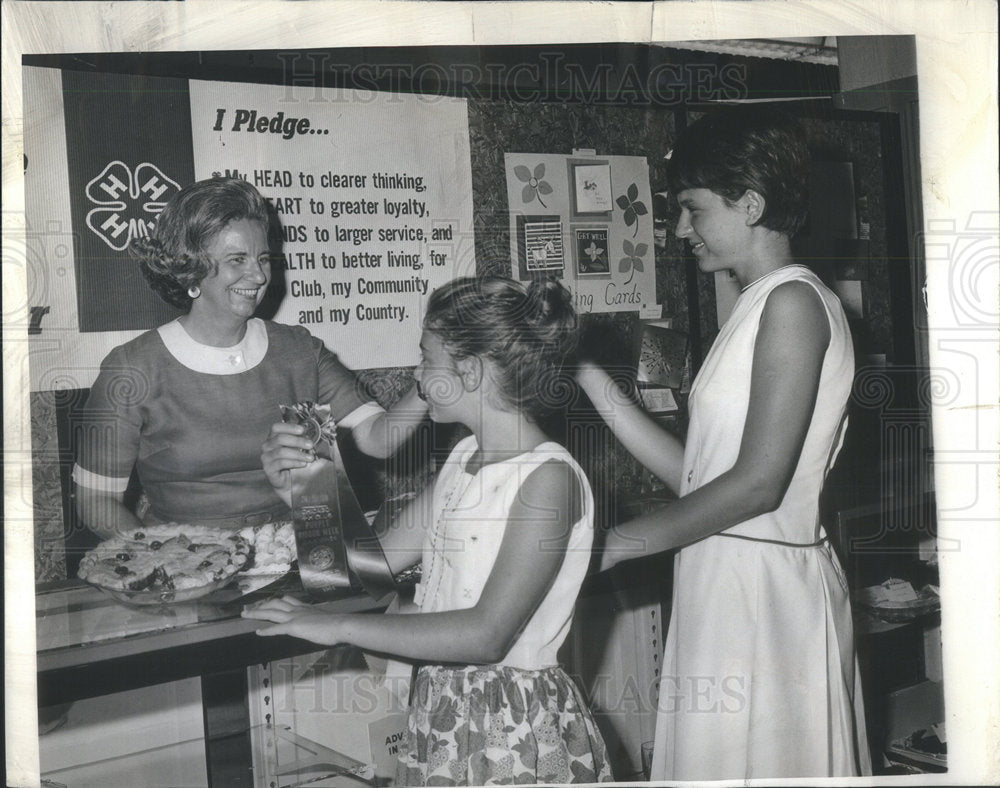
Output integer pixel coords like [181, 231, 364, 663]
[188, 285, 201, 299]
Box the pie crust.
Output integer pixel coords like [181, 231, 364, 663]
[78, 525, 250, 593]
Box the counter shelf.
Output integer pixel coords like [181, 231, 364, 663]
[40, 722, 377, 788]
[36, 577, 386, 707]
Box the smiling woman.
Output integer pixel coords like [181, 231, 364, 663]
[580, 109, 870, 781]
[72, 177, 427, 539]
[191, 219, 272, 339]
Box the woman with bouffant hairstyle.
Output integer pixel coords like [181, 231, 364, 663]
[73, 176, 425, 537]
[132, 175, 273, 309]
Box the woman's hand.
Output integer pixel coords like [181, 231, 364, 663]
[261, 423, 317, 506]
[242, 595, 344, 645]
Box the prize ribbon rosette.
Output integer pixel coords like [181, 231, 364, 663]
[281, 401, 396, 601]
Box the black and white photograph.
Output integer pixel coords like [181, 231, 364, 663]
[4, 2, 998, 787]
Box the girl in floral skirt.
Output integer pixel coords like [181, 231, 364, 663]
[245, 276, 613, 785]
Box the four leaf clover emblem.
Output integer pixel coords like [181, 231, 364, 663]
[616, 182, 648, 238]
[619, 239, 648, 285]
[85, 161, 180, 251]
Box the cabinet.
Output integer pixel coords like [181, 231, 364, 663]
[35, 580, 385, 787]
[561, 569, 664, 781]
[835, 490, 945, 774]
[560, 491, 673, 781]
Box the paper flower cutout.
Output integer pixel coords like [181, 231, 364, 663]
[514, 163, 553, 208]
[616, 182, 648, 237]
[584, 241, 604, 262]
[619, 239, 648, 285]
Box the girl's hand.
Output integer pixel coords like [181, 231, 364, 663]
[242, 595, 344, 645]
[241, 594, 312, 623]
[261, 423, 316, 505]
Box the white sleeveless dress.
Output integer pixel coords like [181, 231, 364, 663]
[397, 436, 612, 785]
[650, 265, 872, 780]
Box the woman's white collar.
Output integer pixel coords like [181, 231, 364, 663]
[157, 318, 268, 374]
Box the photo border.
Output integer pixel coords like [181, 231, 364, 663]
[4, 3, 998, 786]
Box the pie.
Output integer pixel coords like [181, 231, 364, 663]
[78, 525, 251, 593]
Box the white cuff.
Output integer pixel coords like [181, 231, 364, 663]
[72, 464, 129, 494]
[338, 401, 386, 431]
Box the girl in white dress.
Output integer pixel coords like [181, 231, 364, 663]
[579, 109, 872, 780]
[246, 277, 612, 785]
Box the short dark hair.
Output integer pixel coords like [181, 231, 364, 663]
[423, 276, 578, 422]
[666, 108, 810, 236]
[131, 177, 271, 309]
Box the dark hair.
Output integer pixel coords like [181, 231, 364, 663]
[666, 108, 810, 236]
[130, 177, 271, 309]
[423, 276, 578, 422]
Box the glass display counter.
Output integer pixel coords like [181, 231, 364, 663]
[36, 578, 386, 786]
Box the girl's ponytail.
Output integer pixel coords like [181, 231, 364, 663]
[524, 277, 579, 359]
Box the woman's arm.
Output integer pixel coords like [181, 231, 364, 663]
[73, 345, 144, 538]
[260, 391, 427, 504]
[259, 423, 315, 508]
[577, 362, 686, 493]
[312, 332, 428, 459]
[74, 486, 143, 540]
[350, 385, 428, 459]
[600, 281, 831, 571]
[245, 459, 579, 664]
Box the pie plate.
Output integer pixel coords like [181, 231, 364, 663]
[90, 576, 238, 607]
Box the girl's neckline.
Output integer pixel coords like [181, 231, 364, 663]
[461, 439, 560, 475]
[740, 263, 808, 293]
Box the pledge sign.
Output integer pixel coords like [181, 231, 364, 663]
[215, 108, 320, 140]
[190, 80, 474, 369]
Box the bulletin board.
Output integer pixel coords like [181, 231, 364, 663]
[504, 152, 657, 315]
[24, 67, 475, 391]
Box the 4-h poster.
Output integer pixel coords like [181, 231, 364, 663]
[24, 68, 475, 390]
[504, 153, 656, 314]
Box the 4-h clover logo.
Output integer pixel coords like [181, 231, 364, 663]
[85, 161, 181, 251]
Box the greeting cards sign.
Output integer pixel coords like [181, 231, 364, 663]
[24, 68, 474, 390]
[504, 153, 656, 314]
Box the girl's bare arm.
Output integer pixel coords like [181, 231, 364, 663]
[244, 459, 580, 664]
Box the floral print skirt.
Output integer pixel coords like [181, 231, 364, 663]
[396, 663, 613, 786]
